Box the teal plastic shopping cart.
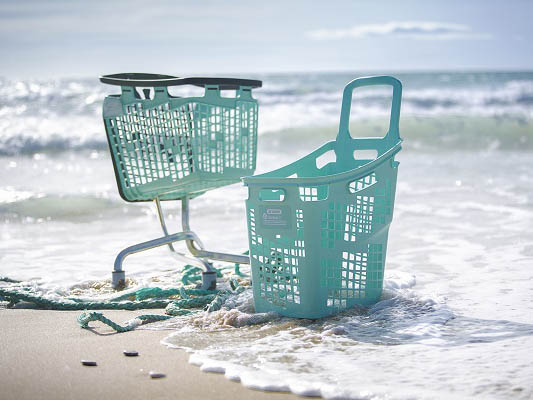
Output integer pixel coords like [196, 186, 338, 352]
[243, 76, 402, 318]
[100, 73, 262, 290]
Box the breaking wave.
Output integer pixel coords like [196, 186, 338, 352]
[1, 71, 532, 154]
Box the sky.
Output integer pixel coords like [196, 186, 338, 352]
[0, 0, 532, 78]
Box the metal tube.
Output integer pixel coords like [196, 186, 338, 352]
[112, 231, 216, 289]
[113, 231, 199, 274]
[155, 197, 176, 252]
[181, 197, 250, 265]
[156, 197, 212, 268]
[191, 248, 250, 264]
[181, 197, 192, 233]
[112, 195, 249, 289]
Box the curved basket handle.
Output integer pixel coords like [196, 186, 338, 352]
[337, 76, 402, 146]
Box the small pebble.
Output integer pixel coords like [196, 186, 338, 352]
[81, 360, 97, 366]
[149, 371, 166, 379]
[123, 350, 139, 357]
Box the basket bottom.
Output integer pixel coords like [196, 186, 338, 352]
[253, 290, 383, 319]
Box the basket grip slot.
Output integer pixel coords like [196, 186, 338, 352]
[336, 76, 402, 147]
[258, 188, 286, 202]
[354, 149, 377, 160]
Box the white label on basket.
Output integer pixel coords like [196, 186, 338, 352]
[259, 205, 291, 229]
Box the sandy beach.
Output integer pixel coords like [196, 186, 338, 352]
[0, 308, 298, 400]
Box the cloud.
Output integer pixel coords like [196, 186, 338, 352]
[307, 21, 492, 41]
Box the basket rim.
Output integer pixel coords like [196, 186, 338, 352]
[242, 140, 402, 187]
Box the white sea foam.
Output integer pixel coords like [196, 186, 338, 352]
[158, 268, 532, 399]
[158, 275, 462, 399]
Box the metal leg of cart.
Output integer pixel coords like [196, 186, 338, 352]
[178, 197, 251, 264]
[112, 230, 216, 290]
[112, 196, 250, 290]
[154, 196, 250, 265]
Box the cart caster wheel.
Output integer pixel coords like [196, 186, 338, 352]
[112, 271, 126, 290]
[201, 271, 217, 291]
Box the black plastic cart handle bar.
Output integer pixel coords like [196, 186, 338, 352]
[100, 73, 262, 90]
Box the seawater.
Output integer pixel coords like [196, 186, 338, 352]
[1, 71, 533, 399]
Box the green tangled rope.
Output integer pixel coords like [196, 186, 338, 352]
[205, 285, 246, 313]
[108, 287, 217, 302]
[0, 287, 175, 310]
[233, 250, 250, 277]
[0, 263, 249, 332]
[76, 290, 238, 332]
[77, 312, 174, 333]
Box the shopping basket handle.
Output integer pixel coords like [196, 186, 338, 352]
[337, 76, 402, 145]
[100, 73, 262, 90]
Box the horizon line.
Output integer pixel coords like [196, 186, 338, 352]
[2, 67, 533, 81]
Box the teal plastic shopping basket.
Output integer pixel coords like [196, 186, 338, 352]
[243, 76, 402, 319]
[101, 73, 261, 202]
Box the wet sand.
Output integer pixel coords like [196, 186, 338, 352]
[0, 308, 299, 400]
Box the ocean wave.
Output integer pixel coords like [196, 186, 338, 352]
[0, 72, 532, 155]
[0, 193, 144, 221]
[1, 114, 532, 155]
[260, 116, 533, 152]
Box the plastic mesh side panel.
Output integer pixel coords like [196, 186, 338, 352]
[248, 208, 304, 307]
[107, 103, 195, 189]
[298, 185, 329, 202]
[349, 172, 377, 193]
[321, 244, 384, 309]
[105, 99, 258, 200]
[192, 102, 256, 174]
[321, 180, 392, 248]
